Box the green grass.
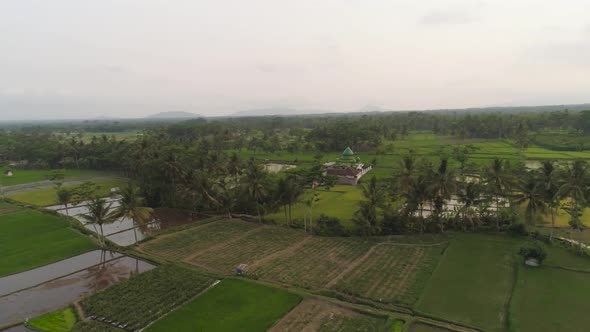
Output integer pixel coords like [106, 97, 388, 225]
[147, 279, 301, 332]
[416, 234, 522, 331]
[7, 180, 126, 206]
[265, 185, 363, 227]
[0, 209, 95, 276]
[509, 266, 590, 332]
[28, 307, 77, 332]
[0, 169, 112, 186]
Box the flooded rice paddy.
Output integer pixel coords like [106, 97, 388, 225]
[264, 163, 296, 173]
[0, 251, 154, 328]
[46, 200, 202, 246]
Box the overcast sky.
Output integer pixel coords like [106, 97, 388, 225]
[1, 0, 589, 119]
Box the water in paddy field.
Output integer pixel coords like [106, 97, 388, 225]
[46, 200, 202, 246]
[0, 251, 155, 328]
[263, 163, 296, 173]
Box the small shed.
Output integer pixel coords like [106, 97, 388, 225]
[3, 170, 13, 177]
[236, 263, 249, 275]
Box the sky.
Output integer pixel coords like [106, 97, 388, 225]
[0, 0, 589, 119]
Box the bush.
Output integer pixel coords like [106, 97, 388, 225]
[381, 211, 406, 235]
[507, 223, 527, 236]
[519, 241, 548, 264]
[314, 214, 348, 236]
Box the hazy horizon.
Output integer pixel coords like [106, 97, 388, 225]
[1, 1, 589, 120]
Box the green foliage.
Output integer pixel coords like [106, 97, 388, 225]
[81, 265, 214, 331]
[146, 279, 301, 332]
[0, 209, 95, 276]
[28, 307, 77, 332]
[314, 214, 347, 236]
[519, 241, 548, 263]
[507, 223, 527, 236]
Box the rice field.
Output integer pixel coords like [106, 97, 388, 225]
[253, 237, 374, 290]
[141, 219, 260, 261]
[189, 226, 309, 273]
[333, 244, 446, 306]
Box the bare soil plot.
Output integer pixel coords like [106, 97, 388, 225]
[189, 226, 309, 273]
[333, 244, 445, 306]
[141, 219, 260, 261]
[269, 299, 388, 332]
[254, 237, 373, 290]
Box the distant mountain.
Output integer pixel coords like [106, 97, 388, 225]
[232, 108, 331, 117]
[147, 111, 201, 119]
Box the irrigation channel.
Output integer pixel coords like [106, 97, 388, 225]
[0, 250, 155, 330]
[47, 199, 202, 246]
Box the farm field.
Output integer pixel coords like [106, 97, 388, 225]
[27, 307, 76, 332]
[333, 244, 446, 306]
[80, 265, 214, 331]
[189, 225, 309, 273]
[7, 179, 127, 206]
[70, 320, 125, 332]
[269, 298, 391, 332]
[254, 237, 374, 290]
[0, 169, 113, 187]
[147, 279, 301, 332]
[0, 207, 95, 276]
[416, 234, 522, 332]
[265, 185, 363, 227]
[141, 219, 260, 261]
[509, 265, 590, 332]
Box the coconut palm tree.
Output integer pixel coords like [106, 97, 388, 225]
[456, 182, 482, 230]
[79, 198, 117, 248]
[56, 188, 73, 216]
[513, 172, 546, 225]
[483, 158, 513, 231]
[111, 183, 154, 244]
[558, 160, 589, 252]
[539, 161, 560, 240]
[243, 159, 268, 223]
[429, 158, 457, 232]
[404, 174, 430, 234]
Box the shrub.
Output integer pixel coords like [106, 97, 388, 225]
[519, 241, 548, 264]
[314, 214, 347, 236]
[507, 223, 527, 236]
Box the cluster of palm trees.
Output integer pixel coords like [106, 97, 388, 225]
[356, 155, 588, 239]
[78, 184, 153, 247]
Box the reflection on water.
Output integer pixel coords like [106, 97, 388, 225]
[0, 250, 122, 297]
[0, 254, 155, 327]
[47, 200, 200, 246]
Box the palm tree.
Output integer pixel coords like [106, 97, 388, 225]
[163, 153, 184, 206]
[79, 198, 117, 248]
[404, 174, 429, 234]
[111, 184, 154, 244]
[456, 182, 482, 230]
[513, 172, 545, 225]
[558, 160, 588, 252]
[429, 158, 457, 232]
[243, 159, 268, 223]
[56, 188, 73, 216]
[483, 158, 513, 231]
[398, 154, 416, 192]
[539, 161, 560, 240]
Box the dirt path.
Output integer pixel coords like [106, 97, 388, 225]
[248, 236, 312, 271]
[269, 298, 363, 332]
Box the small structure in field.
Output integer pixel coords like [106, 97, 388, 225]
[236, 263, 249, 275]
[3, 170, 13, 177]
[324, 147, 372, 185]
